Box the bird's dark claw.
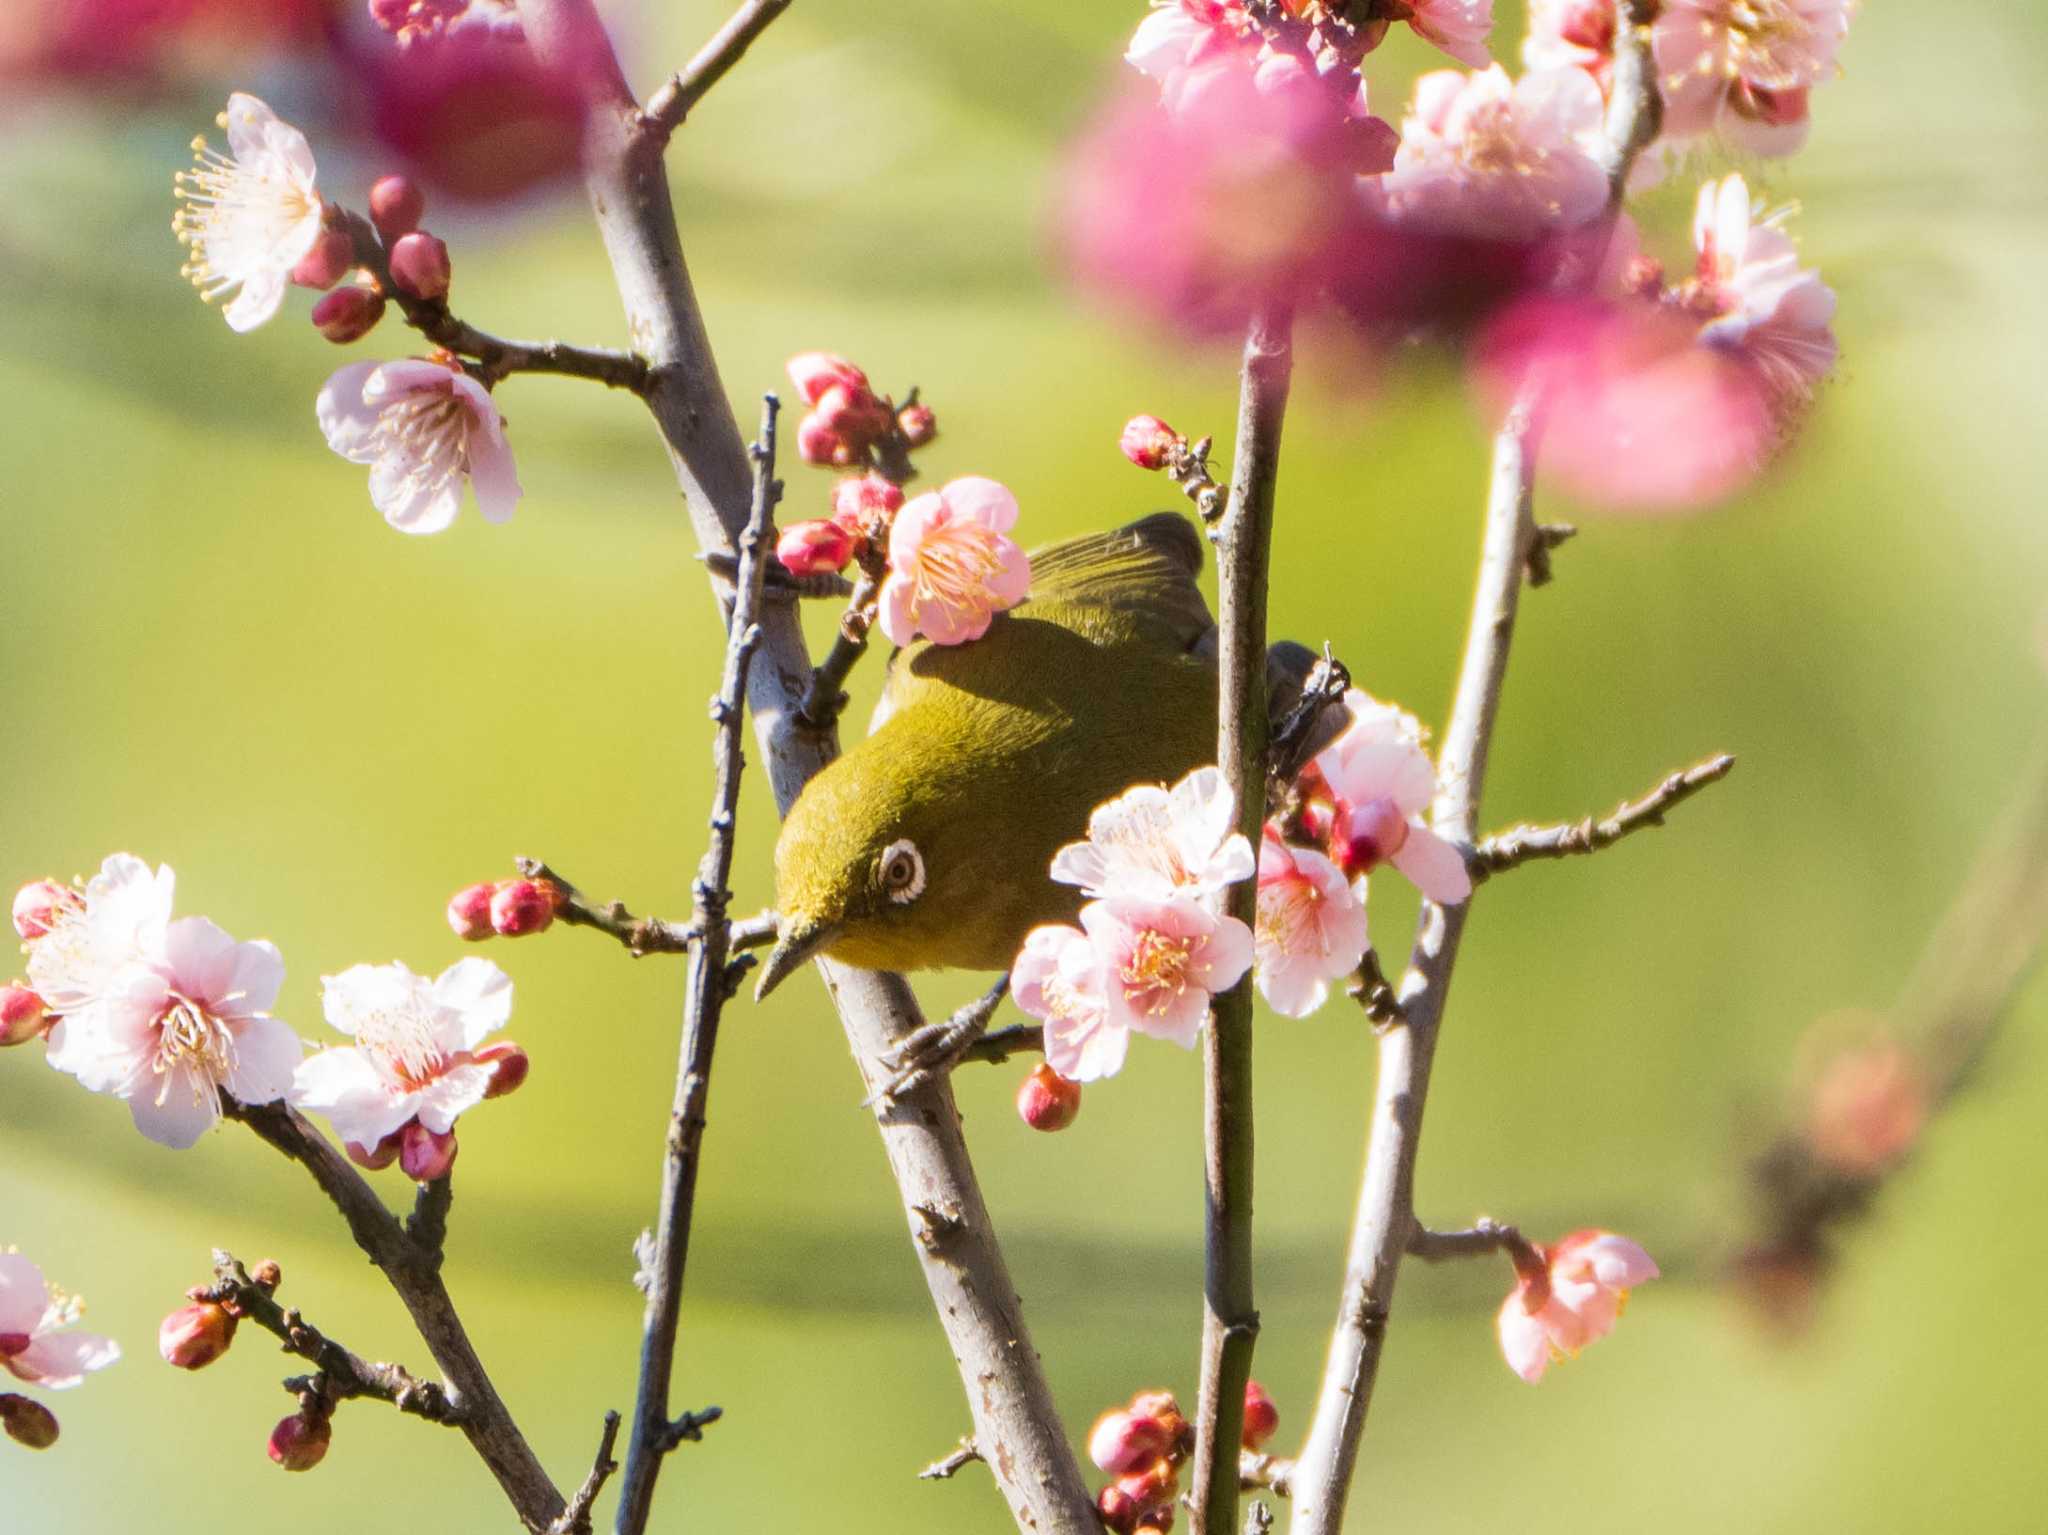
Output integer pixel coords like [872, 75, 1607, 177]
[865, 978, 1011, 1105]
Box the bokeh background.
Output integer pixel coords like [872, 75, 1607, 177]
[5, 1, 2047, 1528]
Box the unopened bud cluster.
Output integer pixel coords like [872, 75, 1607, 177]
[447, 878, 562, 939]
[286, 172, 454, 347]
[775, 351, 940, 581]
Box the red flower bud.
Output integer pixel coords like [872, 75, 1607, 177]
[1241, 1378, 1278, 1450]
[159, 1301, 238, 1370]
[1119, 415, 1179, 471]
[1088, 1407, 1170, 1473]
[796, 412, 859, 468]
[0, 1393, 59, 1450]
[387, 231, 452, 301]
[896, 400, 938, 448]
[446, 881, 497, 941]
[786, 351, 869, 407]
[12, 880, 78, 941]
[1016, 1063, 1083, 1132]
[776, 519, 860, 577]
[369, 174, 427, 240]
[399, 1120, 458, 1182]
[345, 1129, 405, 1172]
[268, 1410, 331, 1471]
[1126, 1390, 1188, 1449]
[1116, 1457, 1177, 1507]
[290, 227, 355, 291]
[474, 1040, 530, 1099]
[311, 285, 386, 344]
[831, 473, 905, 532]
[813, 382, 893, 445]
[489, 879, 556, 937]
[1097, 1485, 1143, 1535]
[0, 983, 49, 1047]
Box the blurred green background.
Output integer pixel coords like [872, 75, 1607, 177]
[5, 1, 2047, 1528]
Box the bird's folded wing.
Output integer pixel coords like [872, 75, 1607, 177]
[1019, 510, 1214, 653]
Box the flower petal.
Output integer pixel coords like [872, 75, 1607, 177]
[432, 957, 514, 1049]
[317, 362, 388, 463]
[0, 1255, 47, 1336]
[10, 1328, 121, 1391]
[226, 1014, 303, 1106]
[940, 475, 1019, 532]
[1389, 824, 1472, 904]
[126, 1073, 221, 1149]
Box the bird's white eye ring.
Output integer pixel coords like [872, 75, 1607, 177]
[879, 839, 925, 904]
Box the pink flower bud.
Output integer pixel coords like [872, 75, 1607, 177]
[0, 983, 49, 1047]
[1806, 1040, 1927, 1176]
[1089, 1407, 1171, 1473]
[369, 174, 427, 240]
[1329, 794, 1409, 878]
[312, 285, 386, 344]
[0, 1393, 59, 1450]
[786, 351, 869, 407]
[831, 473, 906, 531]
[1558, 0, 1615, 50]
[1125, 1390, 1186, 1447]
[159, 1301, 238, 1370]
[1016, 1063, 1083, 1132]
[12, 880, 78, 941]
[489, 879, 557, 937]
[474, 1040, 530, 1099]
[1097, 1485, 1143, 1535]
[1119, 415, 1179, 471]
[345, 1129, 405, 1172]
[1241, 1378, 1278, 1449]
[1115, 1457, 1177, 1507]
[268, 1410, 330, 1471]
[812, 382, 893, 446]
[776, 519, 859, 577]
[446, 881, 498, 941]
[896, 400, 938, 448]
[387, 231, 452, 300]
[291, 227, 355, 291]
[399, 1120, 458, 1181]
[796, 412, 859, 468]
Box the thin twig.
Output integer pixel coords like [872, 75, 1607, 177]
[1406, 1218, 1541, 1271]
[639, 0, 795, 147]
[1345, 950, 1403, 1026]
[1471, 754, 1736, 881]
[919, 1437, 984, 1482]
[797, 575, 879, 730]
[960, 1022, 1046, 1068]
[549, 1412, 624, 1535]
[202, 1252, 462, 1425]
[1192, 303, 1294, 1535]
[613, 396, 779, 1535]
[224, 1099, 564, 1527]
[1288, 13, 1664, 1532]
[515, 858, 693, 956]
[338, 211, 649, 392]
[1240, 1451, 1294, 1498]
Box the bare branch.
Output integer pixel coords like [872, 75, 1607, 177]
[1346, 950, 1403, 1026]
[960, 1022, 1045, 1068]
[1192, 304, 1294, 1535]
[797, 574, 880, 730]
[1240, 1451, 1294, 1498]
[1472, 754, 1736, 881]
[640, 0, 795, 147]
[919, 1438, 984, 1482]
[549, 1413, 623, 1535]
[515, 858, 693, 956]
[613, 397, 779, 1535]
[1406, 1218, 1541, 1270]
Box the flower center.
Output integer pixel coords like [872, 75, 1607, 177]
[151, 994, 238, 1105]
[173, 138, 319, 298]
[1719, 0, 1816, 85]
[1120, 929, 1199, 1013]
[1336, 796, 1408, 875]
[911, 523, 1006, 624]
[1258, 873, 1328, 957]
[352, 1001, 451, 1092]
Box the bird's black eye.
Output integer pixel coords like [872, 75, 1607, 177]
[879, 839, 926, 904]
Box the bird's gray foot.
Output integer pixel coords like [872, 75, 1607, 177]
[867, 978, 1011, 1105]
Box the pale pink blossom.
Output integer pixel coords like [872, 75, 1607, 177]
[1655, 0, 1851, 156]
[1051, 766, 1255, 903]
[1254, 836, 1369, 1018]
[1689, 174, 1838, 407]
[1011, 924, 1126, 1083]
[1374, 66, 1608, 243]
[317, 358, 522, 535]
[1497, 1230, 1659, 1382]
[1523, 0, 1614, 79]
[291, 958, 514, 1149]
[1806, 1038, 1927, 1175]
[1402, 0, 1495, 68]
[1314, 692, 1471, 905]
[174, 93, 326, 332]
[1080, 897, 1254, 1049]
[1124, 1, 1247, 104]
[0, 1254, 121, 1391]
[25, 855, 174, 1019]
[876, 476, 1031, 648]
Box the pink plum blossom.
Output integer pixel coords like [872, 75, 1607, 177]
[1080, 897, 1254, 1049]
[1123, 1, 1249, 106]
[1051, 766, 1255, 902]
[1497, 1230, 1659, 1382]
[1012, 924, 1126, 1083]
[1253, 836, 1369, 1018]
[1314, 692, 1472, 905]
[1373, 66, 1609, 243]
[1400, 0, 1496, 68]
[876, 477, 1031, 648]
[1523, 0, 1615, 81]
[1655, 0, 1851, 156]
[174, 94, 326, 332]
[317, 358, 522, 534]
[291, 958, 515, 1150]
[1689, 174, 1838, 409]
[0, 1254, 120, 1392]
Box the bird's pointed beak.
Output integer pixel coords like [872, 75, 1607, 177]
[754, 914, 841, 1001]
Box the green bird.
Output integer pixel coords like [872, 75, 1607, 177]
[755, 511, 1331, 1000]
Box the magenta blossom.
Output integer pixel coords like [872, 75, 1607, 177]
[1253, 835, 1369, 1018]
[1497, 1230, 1659, 1382]
[318, 358, 522, 534]
[1079, 897, 1254, 1049]
[877, 477, 1031, 648]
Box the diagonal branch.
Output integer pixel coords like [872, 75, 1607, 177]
[612, 397, 779, 1535]
[1471, 754, 1736, 881]
[640, 0, 795, 147]
[551, 1413, 624, 1535]
[514, 858, 694, 956]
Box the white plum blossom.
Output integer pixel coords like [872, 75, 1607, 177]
[1690, 174, 1838, 405]
[292, 958, 514, 1150]
[0, 1255, 120, 1391]
[174, 93, 326, 332]
[28, 855, 299, 1149]
[317, 358, 523, 535]
[1254, 835, 1369, 1018]
[1051, 766, 1256, 902]
[1011, 924, 1126, 1083]
[1374, 66, 1609, 242]
[1315, 691, 1472, 905]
